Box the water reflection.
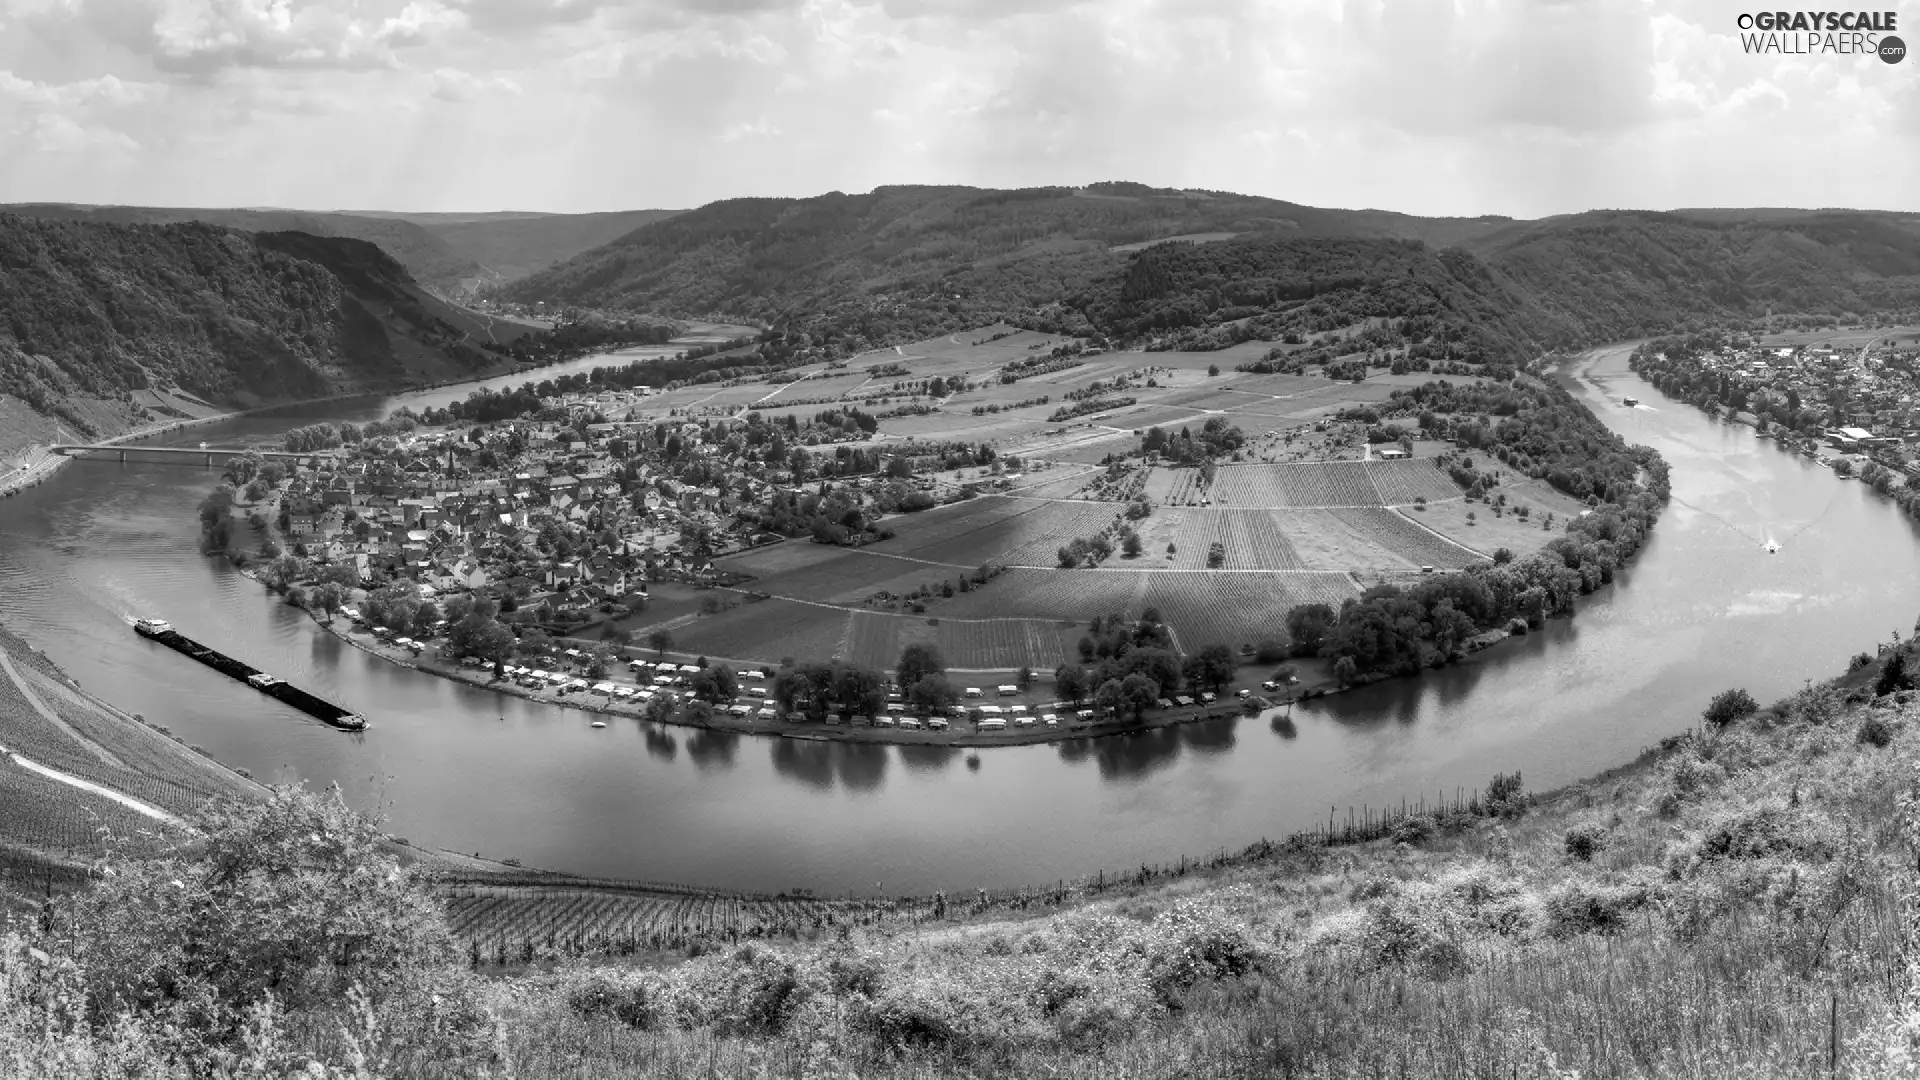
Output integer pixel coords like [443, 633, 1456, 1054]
[1091, 726, 1183, 780]
[767, 739, 892, 792]
[1180, 716, 1238, 754]
[685, 729, 738, 770]
[835, 744, 889, 793]
[896, 744, 961, 772]
[1269, 711, 1298, 739]
[643, 727, 678, 761]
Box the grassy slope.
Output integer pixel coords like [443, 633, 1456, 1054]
[481, 651, 1920, 1079]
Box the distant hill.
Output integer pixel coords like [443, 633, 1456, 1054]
[491, 184, 1515, 319]
[495, 185, 1920, 360]
[409, 210, 684, 290]
[0, 213, 518, 448]
[0, 204, 685, 297]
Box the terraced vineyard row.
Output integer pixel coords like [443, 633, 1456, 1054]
[1164, 510, 1308, 570]
[11, 663, 253, 810]
[1367, 459, 1465, 505]
[1147, 467, 1209, 505]
[871, 496, 1045, 563]
[839, 610, 896, 669]
[437, 881, 949, 963]
[0, 764, 176, 857]
[0, 652, 235, 819]
[1210, 461, 1383, 507]
[840, 611, 1063, 669]
[989, 502, 1125, 565]
[937, 619, 1063, 669]
[1331, 508, 1487, 568]
[1139, 571, 1363, 651]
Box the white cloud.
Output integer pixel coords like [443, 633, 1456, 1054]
[716, 116, 779, 142]
[0, 0, 1914, 214]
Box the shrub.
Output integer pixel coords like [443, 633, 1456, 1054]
[1390, 814, 1435, 847]
[1875, 650, 1915, 696]
[1656, 752, 1727, 816]
[1563, 824, 1607, 861]
[1484, 770, 1526, 818]
[1541, 880, 1653, 937]
[1142, 896, 1263, 1006]
[564, 968, 670, 1029]
[1860, 712, 1896, 747]
[1703, 687, 1759, 729]
[1253, 638, 1289, 664]
[1689, 803, 1838, 865]
[1356, 894, 1470, 980]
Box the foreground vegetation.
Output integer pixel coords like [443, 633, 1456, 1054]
[9, 641, 1920, 1077]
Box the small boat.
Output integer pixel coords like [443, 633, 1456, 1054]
[590, 721, 607, 729]
[1622, 397, 1639, 407]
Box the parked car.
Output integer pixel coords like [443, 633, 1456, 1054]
[1261, 680, 1280, 692]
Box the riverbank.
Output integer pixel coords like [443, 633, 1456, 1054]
[264, 570, 1525, 748]
[0, 319, 759, 501]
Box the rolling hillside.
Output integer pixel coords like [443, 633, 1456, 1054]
[492, 183, 1517, 317]
[495, 185, 1920, 360]
[0, 204, 685, 296]
[0, 213, 518, 452]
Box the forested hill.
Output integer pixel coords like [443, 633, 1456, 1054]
[0, 213, 512, 444]
[495, 185, 1920, 360]
[491, 184, 1517, 315]
[0, 205, 685, 296]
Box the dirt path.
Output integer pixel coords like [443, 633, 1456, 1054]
[0, 648, 123, 768]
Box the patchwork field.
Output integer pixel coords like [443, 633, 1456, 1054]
[737, 551, 964, 605]
[1367, 458, 1465, 504]
[1132, 508, 1310, 570]
[867, 496, 1051, 564]
[1210, 461, 1382, 507]
[934, 569, 1362, 652]
[667, 598, 850, 665]
[614, 327, 1580, 672]
[1328, 508, 1486, 569]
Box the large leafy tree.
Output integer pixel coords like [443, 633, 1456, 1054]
[895, 644, 945, 690]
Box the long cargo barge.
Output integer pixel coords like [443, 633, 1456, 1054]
[130, 619, 367, 731]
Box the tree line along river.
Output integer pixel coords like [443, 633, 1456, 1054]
[0, 342, 1914, 896]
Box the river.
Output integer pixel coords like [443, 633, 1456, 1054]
[1, 343, 1913, 896]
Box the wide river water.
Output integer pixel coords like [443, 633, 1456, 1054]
[1, 343, 1913, 895]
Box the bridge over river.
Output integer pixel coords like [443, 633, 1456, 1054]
[50, 444, 324, 466]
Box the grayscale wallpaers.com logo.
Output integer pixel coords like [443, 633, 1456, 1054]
[1735, 10, 1906, 60]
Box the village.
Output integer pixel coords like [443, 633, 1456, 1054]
[1631, 330, 1920, 475]
[221, 367, 1287, 745]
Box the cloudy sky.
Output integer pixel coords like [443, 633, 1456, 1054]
[1, 0, 1916, 218]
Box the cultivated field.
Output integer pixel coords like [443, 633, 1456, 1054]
[1210, 461, 1383, 507]
[624, 326, 1583, 672]
[931, 568, 1362, 653]
[667, 598, 849, 666]
[438, 878, 956, 961]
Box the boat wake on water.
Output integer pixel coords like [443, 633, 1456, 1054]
[1672, 481, 1842, 554]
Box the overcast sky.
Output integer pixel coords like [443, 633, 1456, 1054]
[1, 0, 1916, 218]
